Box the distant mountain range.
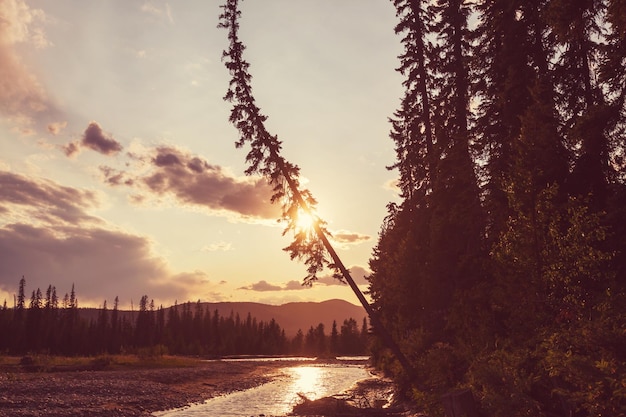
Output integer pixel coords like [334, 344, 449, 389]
[79, 299, 367, 337]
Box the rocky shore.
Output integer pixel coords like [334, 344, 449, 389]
[0, 359, 283, 417]
[0, 357, 418, 417]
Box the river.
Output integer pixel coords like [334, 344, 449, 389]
[154, 357, 372, 417]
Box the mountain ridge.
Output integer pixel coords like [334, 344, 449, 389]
[79, 299, 367, 337]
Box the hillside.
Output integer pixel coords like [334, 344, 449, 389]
[194, 299, 367, 337]
[79, 299, 367, 337]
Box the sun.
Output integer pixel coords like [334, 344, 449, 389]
[294, 208, 317, 235]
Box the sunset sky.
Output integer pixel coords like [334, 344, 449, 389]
[0, 0, 403, 309]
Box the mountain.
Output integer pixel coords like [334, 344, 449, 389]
[208, 299, 367, 337]
[79, 299, 367, 337]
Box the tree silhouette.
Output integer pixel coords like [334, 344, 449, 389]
[368, 0, 626, 414]
[218, 0, 416, 380]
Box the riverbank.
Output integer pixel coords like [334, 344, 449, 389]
[0, 355, 418, 417]
[0, 355, 283, 416]
[292, 375, 417, 416]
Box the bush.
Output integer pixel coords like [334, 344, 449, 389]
[137, 344, 168, 360]
[90, 355, 112, 370]
[467, 349, 542, 417]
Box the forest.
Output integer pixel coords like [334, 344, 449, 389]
[2, 0, 624, 415]
[0, 277, 368, 358]
[217, 0, 626, 415]
[362, 1, 626, 416]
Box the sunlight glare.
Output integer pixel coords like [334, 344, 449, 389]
[295, 208, 317, 235]
[290, 366, 324, 400]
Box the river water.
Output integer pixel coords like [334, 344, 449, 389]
[154, 358, 372, 417]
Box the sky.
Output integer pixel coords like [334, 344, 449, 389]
[0, 0, 404, 309]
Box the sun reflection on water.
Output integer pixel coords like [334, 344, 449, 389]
[289, 366, 325, 400]
[155, 363, 370, 417]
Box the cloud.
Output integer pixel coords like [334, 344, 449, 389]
[64, 121, 123, 157]
[100, 145, 281, 221]
[140, 1, 174, 25]
[331, 230, 371, 245]
[0, 0, 51, 130]
[239, 280, 282, 292]
[0, 170, 101, 226]
[81, 122, 123, 154]
[99, 165, 134, 186]
[169, 271, 227, 302]
[238, 279, 309, 292]
[236, 267, 374, 295]
[316, 265, 370, 286]
[0, 224, 183, 304]
[0, 0, 50, 47]
[0, 169, 216, 307]
[47, 121, 67, 135]
[284, 280, 306, 290]
[202, 241, 234, 252]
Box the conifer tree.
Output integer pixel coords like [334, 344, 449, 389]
[109, 296, 120, 353]
[389, 0, 436, 201]
[135, 294, 152, 347]
[546, 0, 615, 204]
[370, 0, 625, 413]
[219, 0, 415, 377]
[16, 276, 26, 313]
[473, 0, 568, 240]
[426, 0, 484, 310]
[291, 329, 304, 355]
[330, 320, 339, 355]
[69, 283, 77, 309]
[26, 288, 43, 351]
[371, 0, 484, 366]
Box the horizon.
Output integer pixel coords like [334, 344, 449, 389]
[2, 276, 365, 311]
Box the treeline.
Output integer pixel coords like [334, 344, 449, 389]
[363, 1, 626, 417]
[0, 277, 368, 357]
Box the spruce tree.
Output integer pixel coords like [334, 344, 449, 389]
[546, 0, 613, 204]
[16, 276, 26, 313]
[427, 0, 484, 307]
[330, 320, 339, 355]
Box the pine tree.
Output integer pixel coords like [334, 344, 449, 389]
[330, 320, 339, 355]
[389, 0, 437, 201]
[546, 0, 614, 204]
[165, 301, 181, 353]
[340, 318, 361, 355]
[62, 284, 80, 355]
[427, 0, 484, 298]
[16, 276, 26, 313]
[97, 300, 109, 354]
[51, 286, 58, 309]
[69, 283, 77, 309]
[135, 295, 153, 347]
[0, 301, 9, 352]
[45, 285, 53, 309]
[473, 0, 568, 240]
[25, 288, 43, 352]
[370, 0, 485, 374]
[110, 296, 120, 353]
[600, 0, 626, 286]
[291, 329, 304, 355]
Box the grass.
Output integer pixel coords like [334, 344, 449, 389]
[112, 354, 201, 369]
[0, 353, 204, 372]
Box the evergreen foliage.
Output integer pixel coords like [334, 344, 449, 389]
[368, 1, 626, 415]
[0, 279, 368, 358]
[218, 0, 334, 285]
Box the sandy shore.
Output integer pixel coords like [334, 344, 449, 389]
[0, 358, 416, 417]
